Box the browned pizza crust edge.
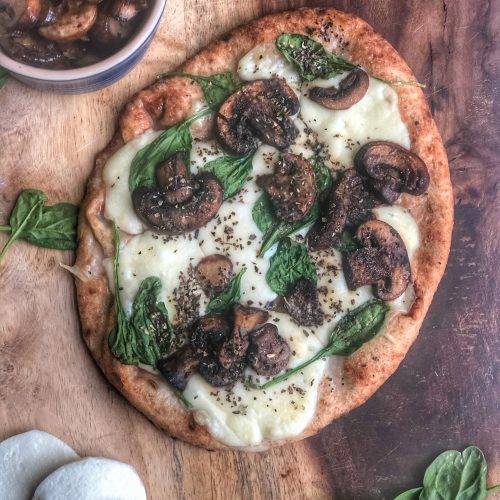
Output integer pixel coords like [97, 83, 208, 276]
[75, 7, 453, 450]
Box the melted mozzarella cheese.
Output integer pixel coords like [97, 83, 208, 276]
[103, 130, 161, 235]
[184, 312, 328, 447]
[237, 43, 301, 90]
[300, 75, 410, 168]
[99, 43, 420, 448]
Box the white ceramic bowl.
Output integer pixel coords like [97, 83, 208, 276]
[0, 0, 167, 94]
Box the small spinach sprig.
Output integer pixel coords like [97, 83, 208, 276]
[252, 156, 333, 256]
[0, 189, 77, 263]
[276, 33, 424, 88]
[395, 446, 500, 500]
[128, 107, 212, 192]
[108, 225, 174, 366]
[205, 268, 246, 314]
[266, 238, 317, 295]
[204, 153, 253, 199]
[276, 33, 357, 81]
[247, 299, 388, 390]
[0, 68, 8, 89]
[157, 72, 239, 108]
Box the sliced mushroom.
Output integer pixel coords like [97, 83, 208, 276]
[37, 0, 56, 26]
[110, 0, 146, 21]
[283, 278, 324, 326]
[257, 153, 316, 223]
[155, 152, 188, 187]
[248, 323, 291, 376]
[0, 29, 64, 67]
[88, 6, 136, 52]
[309, 69, 369, 110]
[132, 172, 224, 235]
[157, 345, 200, 391]
[0, 0, 42, 28]
[355, 141, 430, 203]
[195, 254, 233, 296]
[307, 169, 379, 251]
[198, 357, 245, 388]
[343, 219, 411, 300]
[218, 305, 269, 370]
[216, 78, 299, 155]
[38, 0, 97, 42]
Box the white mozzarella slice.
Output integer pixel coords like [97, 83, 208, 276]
[0, 430, 79, 500]
[32, 457, 146, 500]
[103, 130, 161, 235]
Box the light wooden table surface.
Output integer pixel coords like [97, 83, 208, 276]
[1, 1, 498, 498]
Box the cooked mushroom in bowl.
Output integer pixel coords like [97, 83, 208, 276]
[0, 0, 166, 92]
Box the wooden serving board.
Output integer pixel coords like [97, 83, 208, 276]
[0, 1, 498, 498]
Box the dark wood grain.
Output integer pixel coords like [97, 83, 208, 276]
[0, 1, 498, 499]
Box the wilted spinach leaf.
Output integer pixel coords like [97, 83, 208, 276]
[206, 268, 246, 314]
[266, 238, 317, 295]
[204, 153, 253, 199]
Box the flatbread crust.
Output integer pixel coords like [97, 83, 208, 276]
[75, 7, 453, 450]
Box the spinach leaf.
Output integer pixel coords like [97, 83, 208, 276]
[248, 299, 388, 389]
[206, 268, 246, 314]
[0, 67, 8, 89]
[108, 225, 173, 366]
[276, 34, 356, 81]
[334, 230, 359, 253]
[395, 446, 498, 500]
[394, 488, 424, 500]
[204, 153, 253, 199]
[0, 189, 77, 262]
[266, 238, 317, 295]
[159, 72, 239, 108]
[254, 156, 333, 256]
[420, 447, 487, 500]
[128, 107, 211, 192]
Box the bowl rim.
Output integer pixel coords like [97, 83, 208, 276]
[0, 0, 167, 82]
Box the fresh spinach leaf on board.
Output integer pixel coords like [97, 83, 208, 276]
[108, 225, 174, 366]
[253, 155, 333, 256]
[128, 107, 212, 192]
[248, 299, 388, 389]
[206, 268, 246, 314]
[395, 446, 500, 500]
[0, 189, 78, 262]
[266, 238, 317, 295]
[158, 72, 239, 108]
[0, 67, 8, 89]
[276, 34, 357, 81]
[204, 153, 253, 199]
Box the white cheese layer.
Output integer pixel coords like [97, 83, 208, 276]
[103, 130, 161, 235]
[100, 44, 419, 448]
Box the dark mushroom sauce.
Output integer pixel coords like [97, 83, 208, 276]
[0, 0, 149, 68]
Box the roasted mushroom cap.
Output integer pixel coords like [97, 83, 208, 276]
[355, 141, 430, 203]
[132, 171, 224, 235]
[307, 168, 379, 251]
[216, 78, 300, 155]
[0, 29, 63, 66]
[38, 0, 97, 42]
[0, 0, 42, 28]
[257, 153, 316, 223]
[343, 219, 411, 300]
[88, 6, 137, 53]
[155, 152, 188, 187]
[283, 278, 324, 326]
[309, 69, 369, 110]
[110, 0, 146, 21]
[218, 305, 269, 370]
[190, 314, 243, 388]
[195, 254, 233, 296]
[157, 345, 200, 391]
[248, 323, 291, 376]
